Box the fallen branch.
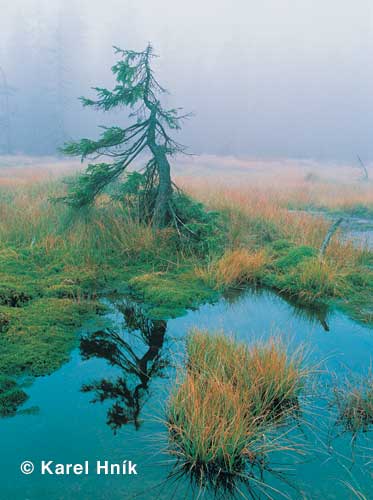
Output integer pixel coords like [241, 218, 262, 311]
[319, 217, 344, 258]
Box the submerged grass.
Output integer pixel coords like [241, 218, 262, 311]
[333, 371, 373, 436]
[166, 330, 308, 492]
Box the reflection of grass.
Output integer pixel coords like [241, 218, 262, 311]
[166, 330, 308, 491]
[340, 479, 368, 500]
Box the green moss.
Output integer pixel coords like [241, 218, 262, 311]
[339, 291, 373, 325]
[128, 268, 217, 318]
[0, 310, 10, 332]
[347, 271, 373, 290]
[273, 245, 316, 270]
[0, 180, 372, 395]
[0, 298, 102, 376]
[336, 267, 373, 324]
[270, 239, 294, 253]
[0, 237, 111, 378]
[0, 279, 36, 307]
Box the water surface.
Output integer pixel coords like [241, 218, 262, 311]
[1, 289, 373, 499]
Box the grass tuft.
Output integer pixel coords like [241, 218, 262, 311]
[333, 372, 373, 435]
[166, 330, 308, 491]
[214, 249, 269, 288]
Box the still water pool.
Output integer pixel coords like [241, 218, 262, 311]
[1, 289, 373, 499]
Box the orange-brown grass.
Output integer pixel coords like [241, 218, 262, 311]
[212, 248, 269, 288]
[2, 155, 371, 257]
[0, 156, 371, 319]
[0, 174, 163, 264]
[175, 155, 373, 260]
[168, 372, 251, 483]
[167, 330, 308, 489]
[182, 181, 330, 248]
[178, 174, 371, 305]
[248, 340, 305, 419]
[278, 257, 348, 303]
[174, 155, 373, 212]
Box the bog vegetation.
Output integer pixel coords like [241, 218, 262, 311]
[333, 371, 373, 436]
[0, 158, 372, 417]
[0, 155, 372, 498]
[0, 45, 372, 498]
[166, 330, 308, 492]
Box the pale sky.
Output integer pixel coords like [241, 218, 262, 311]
[1, 0, 373, 160]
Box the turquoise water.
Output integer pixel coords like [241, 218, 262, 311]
[1, 289, 373, 499]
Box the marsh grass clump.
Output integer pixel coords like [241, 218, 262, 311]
[213, 249, 269, 288]
[264, 241, 348, 304]
[166, 330, 308, 492]
[248, 341, 304, 420]
[279, 257, 345, 303]
[334, 373, 373, 435]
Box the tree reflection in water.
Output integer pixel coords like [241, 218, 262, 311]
[80, 301, 167, 432]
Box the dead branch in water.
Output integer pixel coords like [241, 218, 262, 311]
[319, 217, 344, 258]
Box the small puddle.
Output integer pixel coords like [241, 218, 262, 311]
[1, 289, 373, 499]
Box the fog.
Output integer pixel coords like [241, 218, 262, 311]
[1, 0, 373, 161]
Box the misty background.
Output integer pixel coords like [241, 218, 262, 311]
[0, 0, 373, 161]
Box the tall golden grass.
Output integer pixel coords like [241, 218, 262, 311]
[167, 330, 308, 490]
[175, 155, 373, 212]
[212, 248, 268, 288]
[0, 178, 166, 271]
[2, 157, 371, 251]
[0, 156, 371, 288]
[176, 156, 373, 257]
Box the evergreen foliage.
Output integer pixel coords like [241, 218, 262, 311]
[60, 44, 190, 227]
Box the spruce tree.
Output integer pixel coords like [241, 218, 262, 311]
[61, 44, 189, 227]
